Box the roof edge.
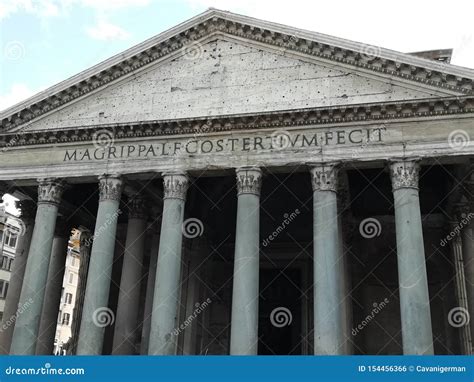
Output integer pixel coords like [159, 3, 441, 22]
[1, 8, 473, 127]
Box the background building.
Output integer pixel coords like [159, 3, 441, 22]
[0, 9, 472, 356]
[0, 205, 21, 321]
[54, 229, 81, 355]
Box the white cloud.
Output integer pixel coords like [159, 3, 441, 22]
[0, 0, 60, 20]
[0, 0, 150, 20]
[0, 83, 37, 112]
[85, 19, 130, 41]
[184, 0, 474, 68]
[80, 0, 151, 10]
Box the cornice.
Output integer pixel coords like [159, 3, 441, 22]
[1, 10, 473, 131]
[0, 96, 472, 148]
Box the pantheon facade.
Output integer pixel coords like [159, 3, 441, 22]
[0, 9, 473, 356]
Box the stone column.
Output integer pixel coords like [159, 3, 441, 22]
[390, 160, 433, 355]
[0, 200, 36, 354]
[140, 220, 160, 355]
[449, 208, 472, 354]
[149, 172, 189, 355]
[310, 163, 344, 355]
[112, 195, 148, 355]
[230, 167, 262, 355]
[10, 179, 65, 355]
[77, 175, 123, 355]
[462, 180, 474, 351]
[36, 218, 70, 354]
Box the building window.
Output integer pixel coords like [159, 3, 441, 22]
[62, 313, 70, 326]
[1, 256, 13, 271]
[68, 272, 74, 284]
[0, 280, 9, 299]
[71, 257, 77, 267]
[4, 231, 17, 249]
[65, 293, 73, 304]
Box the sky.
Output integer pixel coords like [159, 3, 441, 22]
[0, 0, 473, 114]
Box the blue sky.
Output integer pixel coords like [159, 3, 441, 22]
[0, 0, 473, 113]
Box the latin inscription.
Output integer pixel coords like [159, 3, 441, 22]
[63, 127, 386, 162]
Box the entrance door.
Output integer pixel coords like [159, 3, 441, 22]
[258, 268, 302, 355]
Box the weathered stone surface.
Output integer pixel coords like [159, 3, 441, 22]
[0, 115, 473, 183]
[18, 39, 451, 132]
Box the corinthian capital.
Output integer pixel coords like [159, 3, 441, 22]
[390, 160, 420, 191]
[99, 175, 123, 202]
[37, 178, 65, 206]
[310, 163, 339, 192]
[236, 167, 262, 196]
[163, 172, 189, 200]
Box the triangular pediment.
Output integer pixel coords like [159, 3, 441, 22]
[1, 8, 473, 133]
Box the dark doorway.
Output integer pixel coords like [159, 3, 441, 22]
[258, 268, 302, 355]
